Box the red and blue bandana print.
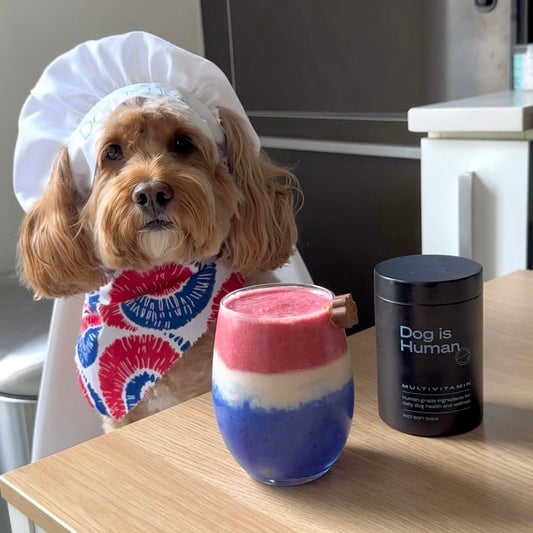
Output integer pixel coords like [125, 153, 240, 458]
[76, 259, 244, 420]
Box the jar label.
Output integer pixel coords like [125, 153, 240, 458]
[399, 325, 466, 356]
[398, 324, 475, 420]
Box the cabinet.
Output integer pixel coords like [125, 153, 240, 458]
[409, 91, 533, 280]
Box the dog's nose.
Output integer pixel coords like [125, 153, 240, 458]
[132, 181, 174, 215]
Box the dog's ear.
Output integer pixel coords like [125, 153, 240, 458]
[219, 108, 302, 275]
[18, 147, 104, 299]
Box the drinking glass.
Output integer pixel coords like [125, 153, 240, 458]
[212, 283, 354, 486]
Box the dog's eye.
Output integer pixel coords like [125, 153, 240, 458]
[172, 135, 194, 155]
[104, 144, 123, 161]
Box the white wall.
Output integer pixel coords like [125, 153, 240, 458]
[0, 0, 204, 278]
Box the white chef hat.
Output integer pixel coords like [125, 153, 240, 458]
[13, 31, 260, 212]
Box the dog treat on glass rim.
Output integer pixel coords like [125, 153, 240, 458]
[327, 293, 358, 329]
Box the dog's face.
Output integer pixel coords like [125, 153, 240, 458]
[84, 98, 240, 271]
[18, 98, 300, 299]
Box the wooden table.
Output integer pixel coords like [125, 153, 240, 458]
[1, 270, 533, 532]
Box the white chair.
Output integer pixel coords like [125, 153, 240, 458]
[30, 295, 102, 462]
[31, 250, 313, 461]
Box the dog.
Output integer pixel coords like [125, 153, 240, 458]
[18, 96, 300, 432]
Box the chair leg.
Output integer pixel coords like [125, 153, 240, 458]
[8, 504, 34, 533]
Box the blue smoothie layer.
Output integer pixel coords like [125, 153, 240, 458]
[213, 379, 354, 484]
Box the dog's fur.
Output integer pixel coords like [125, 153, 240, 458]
[18, 97, 300, 431]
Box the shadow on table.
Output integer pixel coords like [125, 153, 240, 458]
[454, 401, 533, 445]
[256, 447, 531, 531]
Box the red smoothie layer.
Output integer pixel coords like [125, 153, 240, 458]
[226, 285, 330, 318]
[215, 285, 347, 373]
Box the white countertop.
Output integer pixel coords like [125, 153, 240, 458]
[408, 90, 533, 133]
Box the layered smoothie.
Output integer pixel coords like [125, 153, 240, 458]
[212, 284, 354, 485]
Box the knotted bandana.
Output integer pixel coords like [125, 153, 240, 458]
[76, 259, 244, 420]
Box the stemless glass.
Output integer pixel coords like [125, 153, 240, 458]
[212, 283, 354, 486]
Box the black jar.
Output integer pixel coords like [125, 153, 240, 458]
[374, 255, 483, 437]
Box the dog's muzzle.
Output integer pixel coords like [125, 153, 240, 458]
[132, 180, 174, 219]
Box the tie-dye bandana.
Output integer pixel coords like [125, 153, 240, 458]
[75, 259, 244, 420]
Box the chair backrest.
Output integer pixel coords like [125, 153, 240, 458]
[274, 249, 313, 285]
[31, 295, 103, 462]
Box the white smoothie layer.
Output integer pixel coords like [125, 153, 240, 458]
[212, 350, 353, 410]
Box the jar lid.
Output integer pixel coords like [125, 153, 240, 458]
[374, 255, 483, 306]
